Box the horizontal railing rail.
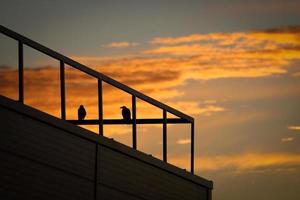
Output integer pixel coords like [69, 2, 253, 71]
[68, 118, 190, 125]
[0, 24, 195, 173]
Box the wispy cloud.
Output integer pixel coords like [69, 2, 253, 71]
[198, 105, 225, 116]
[151, 34, 209, 45]
[102, 41, 139, 48]
[169, 153, 300, 172]
[281, 137, 294, 142]
[176, 139, 191, 145]
[292, 71, 300, 77]
[288, 126, 300, 131]
[150, 26, 300, 46]
[147, 26, 300, 81]
[74, 26, 300, 87]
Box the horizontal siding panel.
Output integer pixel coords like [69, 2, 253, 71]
[0, 150, 94, 200]
[99, 146, 207, 200]
[0, 107, 95, 179]
[98, 184, 143, 200]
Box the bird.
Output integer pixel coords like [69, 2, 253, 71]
[78, 105, 86, 121]
[120, 106, 131, 122]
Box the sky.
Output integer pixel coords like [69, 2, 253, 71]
[1, 0, 300, 199]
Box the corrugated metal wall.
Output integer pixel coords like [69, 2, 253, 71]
[0, 96, 212, 200]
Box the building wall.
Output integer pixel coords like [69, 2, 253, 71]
[0, 96, 213, 200]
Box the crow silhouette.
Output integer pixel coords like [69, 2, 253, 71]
[120, 106, 131, 123]
[78, 105, 86, 120]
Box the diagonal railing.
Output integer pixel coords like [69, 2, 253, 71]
[0, 25, 195, 173]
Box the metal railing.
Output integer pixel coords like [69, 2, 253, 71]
[0, 25, 195, 173]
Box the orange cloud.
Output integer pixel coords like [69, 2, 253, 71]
[176, 139, 191, 145]
[72, 27, 300, 87]
[281, 137, 294, 142]
[150, 26, 300, 46]
[151, 34, 208, 45]
[288, 126, 300, 131]
[0, 66, 209, 129]
[103, 41, 139, 48]
[168, 153, 300, 172]
[145, 44, 216, 55]
[150, 32, 252, 45]
[166, 102, 225, 117]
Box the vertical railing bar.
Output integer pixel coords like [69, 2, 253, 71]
[132, 95, 137, 149]
[60, 61, 66, 120]
[98, 79, 103, 135]
[163, 109, 167, 162]
[18, 41, 24, 103]
[191, 122, 195, 174]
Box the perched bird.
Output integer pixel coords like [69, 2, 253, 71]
[78, 105, 86, 121]
[120, 106, 131, 122]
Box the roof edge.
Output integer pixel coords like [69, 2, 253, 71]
[0, 95, 213, 189]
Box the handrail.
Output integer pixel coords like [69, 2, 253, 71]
[0, 25, 193, 122]
[68, 118, 190, 125]
[0, 24, 195, 173]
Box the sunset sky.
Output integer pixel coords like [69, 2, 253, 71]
[1, 1, 300, 199]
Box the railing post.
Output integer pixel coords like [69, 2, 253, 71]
[98, 79, 103, 135]
[18, 41, 24, 103]
[191, 122, 194, 174]
[163, 109, 167, 162]
[60, 61, 66, 120]
[132, 95, 137, 149]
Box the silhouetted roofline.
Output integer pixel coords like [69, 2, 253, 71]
[0, 95, 212, 189]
